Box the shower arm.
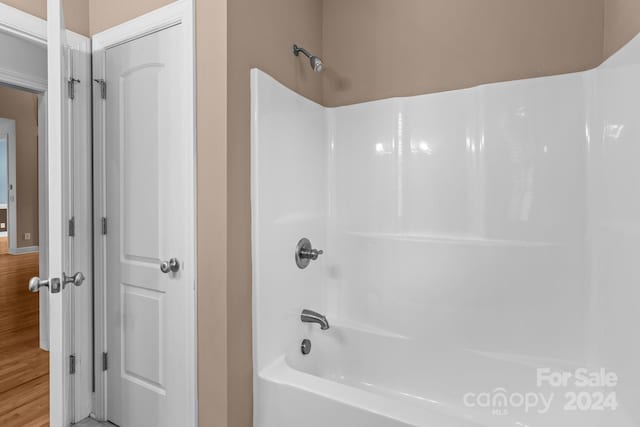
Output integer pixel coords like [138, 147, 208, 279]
[293, 44, 312, 59]
[292, 44, 323, 72]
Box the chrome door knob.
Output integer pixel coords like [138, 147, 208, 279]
[29, 277, 61, 293]
[63, 272, 85, 288]
[160, 258, 180, 274]
[29, 277, 50, 293]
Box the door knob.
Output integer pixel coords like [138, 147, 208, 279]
[29, 277, 50, 293]
[29, 277, 62, 293]
[63, 272, 85, 289]
[160, 258, 180, 273]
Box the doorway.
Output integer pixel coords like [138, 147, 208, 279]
[0, 4, 93, 426]
[0, 78, 45, 427]
[0, 104, 41, 256]
[0, 2, 196, 426]
[92, 2, 196, 426]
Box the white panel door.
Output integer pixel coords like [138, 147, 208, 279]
[46, 1, 73, 426]
[105, 23, 194, 427]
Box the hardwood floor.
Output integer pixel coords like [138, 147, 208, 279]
[0, 247, 48, 426]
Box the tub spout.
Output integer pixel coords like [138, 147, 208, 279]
[301, 309, 330, 330]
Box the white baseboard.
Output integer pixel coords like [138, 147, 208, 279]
[0, 231, 7, 237]
[9, 245, 39, 254]
[40, 338, 49, 351]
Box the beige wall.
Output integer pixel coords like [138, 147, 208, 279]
[0, 86, 39, 248]
[195, 0, 229, 425]
[88, 0, 174, 34]
[1, 0, 47, 20]
[322, 0, 605, 106]
[63, 0, 90, 36]
[2, 0, 89, 36]
[604, 0, 640, 58]
[226, 2, 323, 424]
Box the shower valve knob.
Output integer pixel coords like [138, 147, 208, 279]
[302, 248, 323, 260]
[295, 238, 323, 269]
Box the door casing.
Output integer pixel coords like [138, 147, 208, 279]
[91, 0, 197, 423]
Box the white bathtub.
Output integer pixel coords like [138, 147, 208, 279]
[257, 325, 635, 427]
[252, 34, 640, 425]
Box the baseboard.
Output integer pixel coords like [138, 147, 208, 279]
[40, 339, 49, 351]
[9, 245, 39, 254]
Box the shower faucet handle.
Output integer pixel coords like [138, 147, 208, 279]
[303, 248, 324, 260]
[295, 238, 324, 269]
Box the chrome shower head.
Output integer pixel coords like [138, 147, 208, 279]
[310, 55, 323, 72]
[293, 44, 323, 73]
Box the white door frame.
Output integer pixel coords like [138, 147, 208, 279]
[0, 2, 93, 422]
[91, 0, 197, 422]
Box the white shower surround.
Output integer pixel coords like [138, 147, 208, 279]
[251, 35, 640, 427]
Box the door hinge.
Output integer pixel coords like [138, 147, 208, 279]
[68, 217, 75, 237]
[102, 352, 108, 371]
[69, 354, 76, 375]
[68, 77, 81, 100]
[101, 217, 107, 235]
[94, 79, 107, 99]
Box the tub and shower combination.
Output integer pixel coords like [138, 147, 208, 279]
[251, 36, 640, 427]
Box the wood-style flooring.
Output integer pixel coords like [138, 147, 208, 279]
[0, 237, 48, 426]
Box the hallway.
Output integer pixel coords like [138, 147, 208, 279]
[0, 237, 47, 426]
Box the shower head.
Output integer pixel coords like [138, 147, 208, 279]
[310, 55, 323, 72]
[293, 44, 323, 72]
